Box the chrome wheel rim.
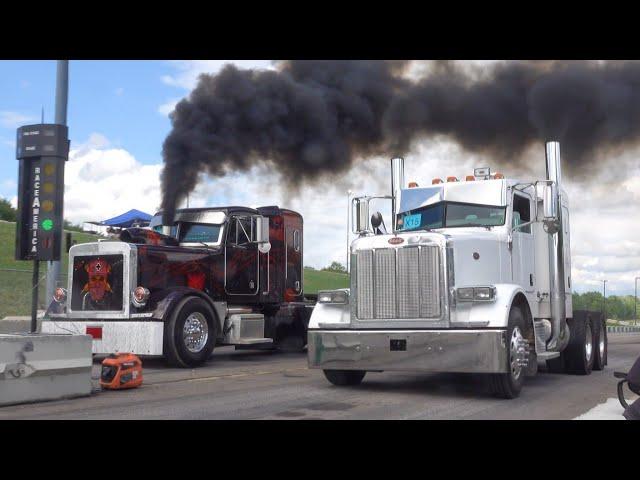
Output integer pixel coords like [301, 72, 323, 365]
[585, 322, 593, 363]
[510, 326, 526, 380]
[183, 312, 209, 353]
[599, 327, 605, 360]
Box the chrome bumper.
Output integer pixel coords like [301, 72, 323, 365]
[308, 329, 509, 373]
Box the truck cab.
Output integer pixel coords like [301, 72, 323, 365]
[308, 143, 607, 398]
[43, 206, 313, 367]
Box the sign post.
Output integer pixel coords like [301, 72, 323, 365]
[15, 123, 69, 332]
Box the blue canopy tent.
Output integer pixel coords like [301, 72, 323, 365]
[99, 209, 152, 228]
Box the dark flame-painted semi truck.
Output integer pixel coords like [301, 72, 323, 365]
[43, 206, 313, 367]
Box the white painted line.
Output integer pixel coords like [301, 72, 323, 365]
[574, 398, 626, 420]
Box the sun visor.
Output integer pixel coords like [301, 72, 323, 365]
[399, 181, 507, 213]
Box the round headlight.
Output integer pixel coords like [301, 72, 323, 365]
[132, 286, 150, 307]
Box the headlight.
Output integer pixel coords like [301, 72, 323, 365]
[131, 286, 150, 308]
[456, 286, 496, 302]
[318, 290, 349, 304]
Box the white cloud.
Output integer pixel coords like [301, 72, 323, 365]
[157, 98, 180, 117]
[161, 60, 275, 91]
[63, 134, 162, 225]
[0, 111, 36, 129]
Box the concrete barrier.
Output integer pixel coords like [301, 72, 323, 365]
[0, 333, 93, 407]
[0, 316, 43, 334]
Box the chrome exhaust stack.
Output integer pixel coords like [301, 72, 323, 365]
[545, 141, 569, 351]
[391, 157, 405, 233]
[162, 226, 171, 236]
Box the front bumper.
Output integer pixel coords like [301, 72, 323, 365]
[308, 329, 509, 373]
[41, 319, 164, 356]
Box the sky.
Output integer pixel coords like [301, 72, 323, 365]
[1, 60, 639, 295]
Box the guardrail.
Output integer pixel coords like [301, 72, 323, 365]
[607, 325, 640, 333]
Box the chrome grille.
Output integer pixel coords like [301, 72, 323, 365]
[356, 246, 442, 320]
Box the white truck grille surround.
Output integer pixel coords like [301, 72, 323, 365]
[355, 246, 442, 320]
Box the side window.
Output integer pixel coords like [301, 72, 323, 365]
[229, 217, 252, 246]
[512, 194, 531, 234]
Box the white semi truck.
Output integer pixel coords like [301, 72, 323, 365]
[307, 141, 607, 398]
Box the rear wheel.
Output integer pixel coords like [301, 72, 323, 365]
[488, 306, 527, 399]
[164, 297, 217, 368]
[323, 370, 366, 386]
[564, 312, 595, 375]
[592, 313, 608, 371]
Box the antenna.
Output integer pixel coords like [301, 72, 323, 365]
[41, 106, 44, 123]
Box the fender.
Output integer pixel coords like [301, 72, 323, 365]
[308, 289, 351, 330]
[451, 283, 534, 330]
[148, 287, 226, 334]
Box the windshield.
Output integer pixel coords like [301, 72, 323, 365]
[152, 224, 178, 237]
[152, 223, 222, 244]
[178, 223, 223, 244]
[398, 202, 506, 231]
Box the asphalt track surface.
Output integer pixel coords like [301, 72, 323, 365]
[1, 334, 638, 420]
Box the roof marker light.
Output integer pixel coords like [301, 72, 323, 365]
[494, 173, 505, 179]
[447, 176, 458, 183]
[432, 178, 443, 185]
[465, 175, 475, 181]
[408, 181, 419, 188]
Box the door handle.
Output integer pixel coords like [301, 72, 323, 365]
[530, 274, 534, 286]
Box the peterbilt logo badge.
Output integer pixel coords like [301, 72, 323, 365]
[388, 237, 404, 245]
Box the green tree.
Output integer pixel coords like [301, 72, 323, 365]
[322, 261, 347, 274]
[573, 291, 638, 320]
[0, 197, 16, 222]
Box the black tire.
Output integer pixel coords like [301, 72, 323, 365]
[564, 312, 595, 375]
[592, 313, 608, 371]
[546, 353, 566, 374]
[323, 369, 366, 386]
[164, 296, 217, 368]
[488, 306, 527, 399]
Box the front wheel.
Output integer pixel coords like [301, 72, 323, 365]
[488, 306, 527, 399]
[164, 296, 217, 368]
[323, 370, 366, 386]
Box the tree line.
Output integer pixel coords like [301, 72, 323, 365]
[572, 291, 638, 320]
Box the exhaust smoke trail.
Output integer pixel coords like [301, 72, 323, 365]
[161, 60, 640, 224]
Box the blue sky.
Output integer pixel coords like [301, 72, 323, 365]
[0, 60, 174, 187]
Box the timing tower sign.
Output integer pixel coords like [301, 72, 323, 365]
[15, 124, 69, 261]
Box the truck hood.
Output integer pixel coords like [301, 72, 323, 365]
[439, 228, 510, 286]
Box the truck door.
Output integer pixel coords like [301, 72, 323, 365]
[225, 216, 259, 296]
[285, 227, 302, 298]
[511, 191, 535, 296]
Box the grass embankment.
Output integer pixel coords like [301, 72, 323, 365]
[0, 221, 99, 318]
[303, 268, 349, 295]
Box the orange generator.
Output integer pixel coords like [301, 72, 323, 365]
[100, 353, 143, 390]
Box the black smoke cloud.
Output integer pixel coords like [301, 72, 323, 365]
[161, 60, 640, 223]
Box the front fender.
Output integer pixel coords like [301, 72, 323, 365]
[308, 289, 351, 329]
[451, 284, 531, 329]
[149, 287, 224, 332]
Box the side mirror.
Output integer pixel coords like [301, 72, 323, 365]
[371, 211, 383, 230]
[354, 198, 370, 233]
[542, 182, 558, 220]
[254, 216, 269, 244]
[542, 182, 560, 234]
